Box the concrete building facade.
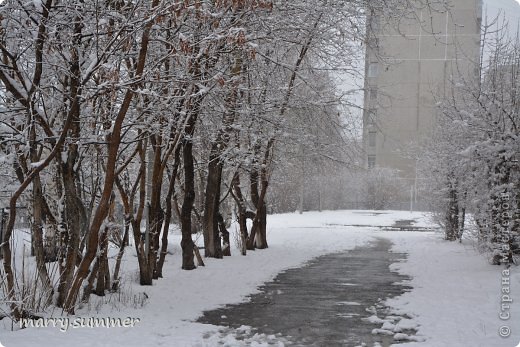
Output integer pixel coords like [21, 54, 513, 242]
[362, 0, 482, 205]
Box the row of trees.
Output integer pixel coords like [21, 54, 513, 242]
[421, 21, 519, 264]
[0, 0, 452, 320]
[0, 0, 361, 319]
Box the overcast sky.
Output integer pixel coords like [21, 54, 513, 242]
[484, 0, 520, 34]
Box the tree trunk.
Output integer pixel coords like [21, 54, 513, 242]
[111, 219, 129, 291]
[193, 245, 205, 267]
[445, 179, 459, 242]
[31, 176, 53, 306]
[114, 142, 153, 286]
[180, 94, 200, 270]
[231, 166, 248, 255]
[457, 190, 467, 242]
[156, 146, 181, 277]
[81, 257, 99, 303]
[94, 226, 110, 296]
[202, 154, 223, 258]
[202, 54, 242, 258]
[148, 136, 165, 279]
[255, 203, 268, 249]
[180, 138, 196, 270]
[56, 161, 85, 307]
[56, 14, 87, 310]
[246, 140, 273, 250]
[217, 213, 231, 256]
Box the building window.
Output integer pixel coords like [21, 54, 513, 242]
[370, 14, 380, 32]
[368, 131, 377, 147]
[368, 155, 376, 169]
[369, 88, 378, 102]
[368, 108, 377, 126]
[368, 63, 379, 78]
[368, 37, 379, 49]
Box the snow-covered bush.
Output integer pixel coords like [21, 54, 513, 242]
[423, 25, 519, 263]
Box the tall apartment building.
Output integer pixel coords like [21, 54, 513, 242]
[362, 0, 482, 205]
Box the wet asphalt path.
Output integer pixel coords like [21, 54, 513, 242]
[197, 238, 415, 346]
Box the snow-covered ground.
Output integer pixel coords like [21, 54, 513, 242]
[1, 210, 519, 347]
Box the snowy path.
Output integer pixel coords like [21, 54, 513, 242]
[1, 210, 519, 347]
[198, 238, 418, 346]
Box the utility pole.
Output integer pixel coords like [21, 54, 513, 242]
[414, 160, 419, 209]
[410, 186, 414, 213]
[299, 145, 305, 214]
[0, 208, 5, 259]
